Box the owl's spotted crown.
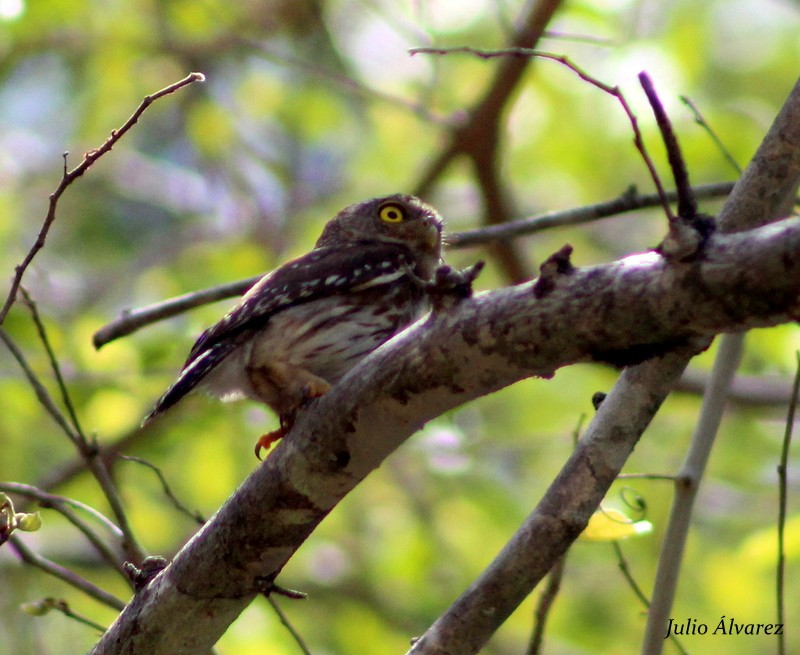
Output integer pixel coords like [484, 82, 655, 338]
[315, 194, 443, 255]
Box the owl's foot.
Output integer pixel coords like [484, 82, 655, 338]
[254, 427, 287, 460]
[253, 380, 332, 459]
[299, 379, 331, 408]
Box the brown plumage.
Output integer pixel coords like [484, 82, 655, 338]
[143, 194, 444, 454]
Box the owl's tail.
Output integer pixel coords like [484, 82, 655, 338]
[141, 342, 235, 426]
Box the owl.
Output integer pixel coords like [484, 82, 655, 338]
[143, 194, 444, 456]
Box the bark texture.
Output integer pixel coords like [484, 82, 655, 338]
[91, 215, 800, 654]
[91, 77, 800, 655]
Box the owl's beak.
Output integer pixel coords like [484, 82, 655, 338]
[422, 217, 442, 250]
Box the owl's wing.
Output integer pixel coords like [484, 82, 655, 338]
[187, 242, 417, 359]
[143, 242, 417, 422]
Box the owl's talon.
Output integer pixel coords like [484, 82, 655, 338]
[254, 428, 287, 460]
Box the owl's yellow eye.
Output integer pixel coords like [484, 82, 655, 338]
[379, 203, 406, 223]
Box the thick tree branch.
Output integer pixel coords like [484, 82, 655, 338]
[90, 208, 800, 653]
[87, 77, 800, 655]
[410, 348, 694, 655]
[642, 174, 799, 655]
[91, 182, 735, 349]
[641, 333, 743, 655]
[410, 75, 800, 655]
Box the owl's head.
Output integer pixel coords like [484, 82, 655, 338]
[315, 194, 443, 261]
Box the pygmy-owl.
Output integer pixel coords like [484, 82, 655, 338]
[143, 194, 444, 455]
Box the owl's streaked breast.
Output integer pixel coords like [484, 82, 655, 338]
[199, 280, 428, 403]
[143, 193, 445, 429]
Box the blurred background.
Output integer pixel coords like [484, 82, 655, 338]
[1, 0, 799, 653]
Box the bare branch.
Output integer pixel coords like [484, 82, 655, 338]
[414, 0, 565, 283]
[640, 334, 743, 654]
[449, 182, 733, 247]
[91, 182, 734, 350]
[676, 368, 796, 408]
[22, 597, 107, 633]
[89, 210, 800, 654]
[265, 596, 313, 655]
[406, 75, 800, 655]
[0, 328, 146, 563]
[680, 95, 744, 174]
[0, 72, 205, 327]
[412, 47, 674, 226]
[0, 328, 81, 444]
[9, 535, 126, 611]
[639, 72, 694, 221]
[775, 352, 799, 655]
[119, 456, 205, 525]
[0, 74, 205, 567]
[20, 287, 86, 439]
[409, 348, 698, 655]
[93, 275, 261, 349]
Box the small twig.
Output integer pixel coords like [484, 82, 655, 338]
[9, 534, 127, 610]
[612, 542, 650, 608]
[265, 596, 313, 655]
[20, 286, 86, 439]
[526, 555, 566, 655]
[91, 182, 734, 349]
[93, 275, 261, 349]
[612, 542, 688, 655]
[616, 473, 676, 482]
[680, 95, 743, 174]
[775, 351, 799, 655]
[22, 597, 107, 633]
[13, 293, 144, 561]
[34, 424, 154, 497]
[83, 459, 146, 564]
[640, 73, 717, 261]
[410, 47, 671, 220]
[0, 329, 146, 562]
[119, 456, 205, 525]
[0, 72, 205, 327]
[0, 328, 80, 444]
[638, 73, 690, 222]
[0, 482, 126, 580]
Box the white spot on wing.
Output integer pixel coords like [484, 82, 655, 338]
[350, 270, 405, 291]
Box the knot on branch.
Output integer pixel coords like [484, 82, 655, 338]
[533, 244, 575, 299]
[427, 261, 485, 310]
[253, 576, 307, 599]
[658, 213, 716, 262]
[124, 556, 169, 592]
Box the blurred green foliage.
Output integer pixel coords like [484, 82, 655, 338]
[1, 0, 799, 653]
